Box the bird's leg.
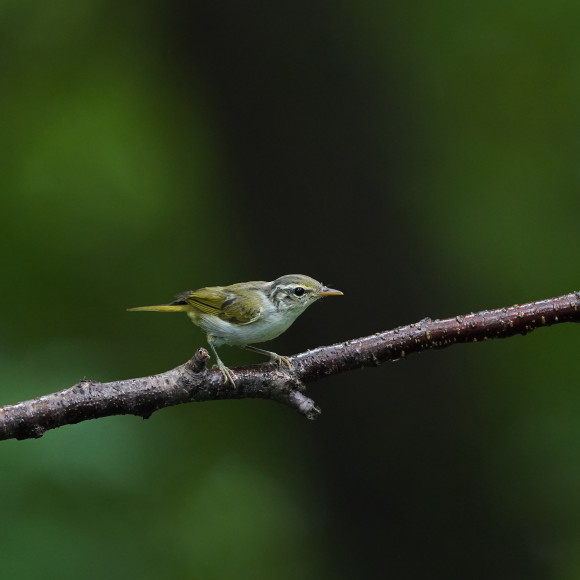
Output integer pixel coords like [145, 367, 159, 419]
[207, 337, 236, 388]
[242, 345, 292, 369]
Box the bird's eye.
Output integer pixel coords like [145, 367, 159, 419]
[294, 287, 305, 296]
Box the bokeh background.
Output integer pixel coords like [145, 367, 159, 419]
[1, 1, 580, 578]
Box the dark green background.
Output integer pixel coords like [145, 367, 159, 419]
[1, 2, 579, 578]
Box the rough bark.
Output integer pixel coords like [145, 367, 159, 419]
[1, 291, 578, 441]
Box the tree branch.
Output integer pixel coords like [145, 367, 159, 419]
[1, 291, 579, 441]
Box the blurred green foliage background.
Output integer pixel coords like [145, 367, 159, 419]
[1, 1, 579, 578]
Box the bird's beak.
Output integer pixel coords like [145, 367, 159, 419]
[319, 287, 343, 297]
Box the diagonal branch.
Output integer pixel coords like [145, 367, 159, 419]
[1, 291, 579, 441]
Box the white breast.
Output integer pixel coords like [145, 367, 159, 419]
[192, 304, 306, 347]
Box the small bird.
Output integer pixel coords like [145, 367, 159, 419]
[128, 274, 343, 386]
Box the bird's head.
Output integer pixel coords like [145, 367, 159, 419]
[269, 274, 343, 313]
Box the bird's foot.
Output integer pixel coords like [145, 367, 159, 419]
[241, 345, 293, 370]
[270, 353, 292, 370]
[216, 361, 237, 388]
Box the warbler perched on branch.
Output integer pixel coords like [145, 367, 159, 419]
[128, 274, 343, 387]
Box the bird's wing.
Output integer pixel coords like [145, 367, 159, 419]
[184, 287, 262, 325]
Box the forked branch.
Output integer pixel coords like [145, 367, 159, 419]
[1, 291, 579, 441]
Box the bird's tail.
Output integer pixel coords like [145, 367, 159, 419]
[127, 304, 191, 313]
